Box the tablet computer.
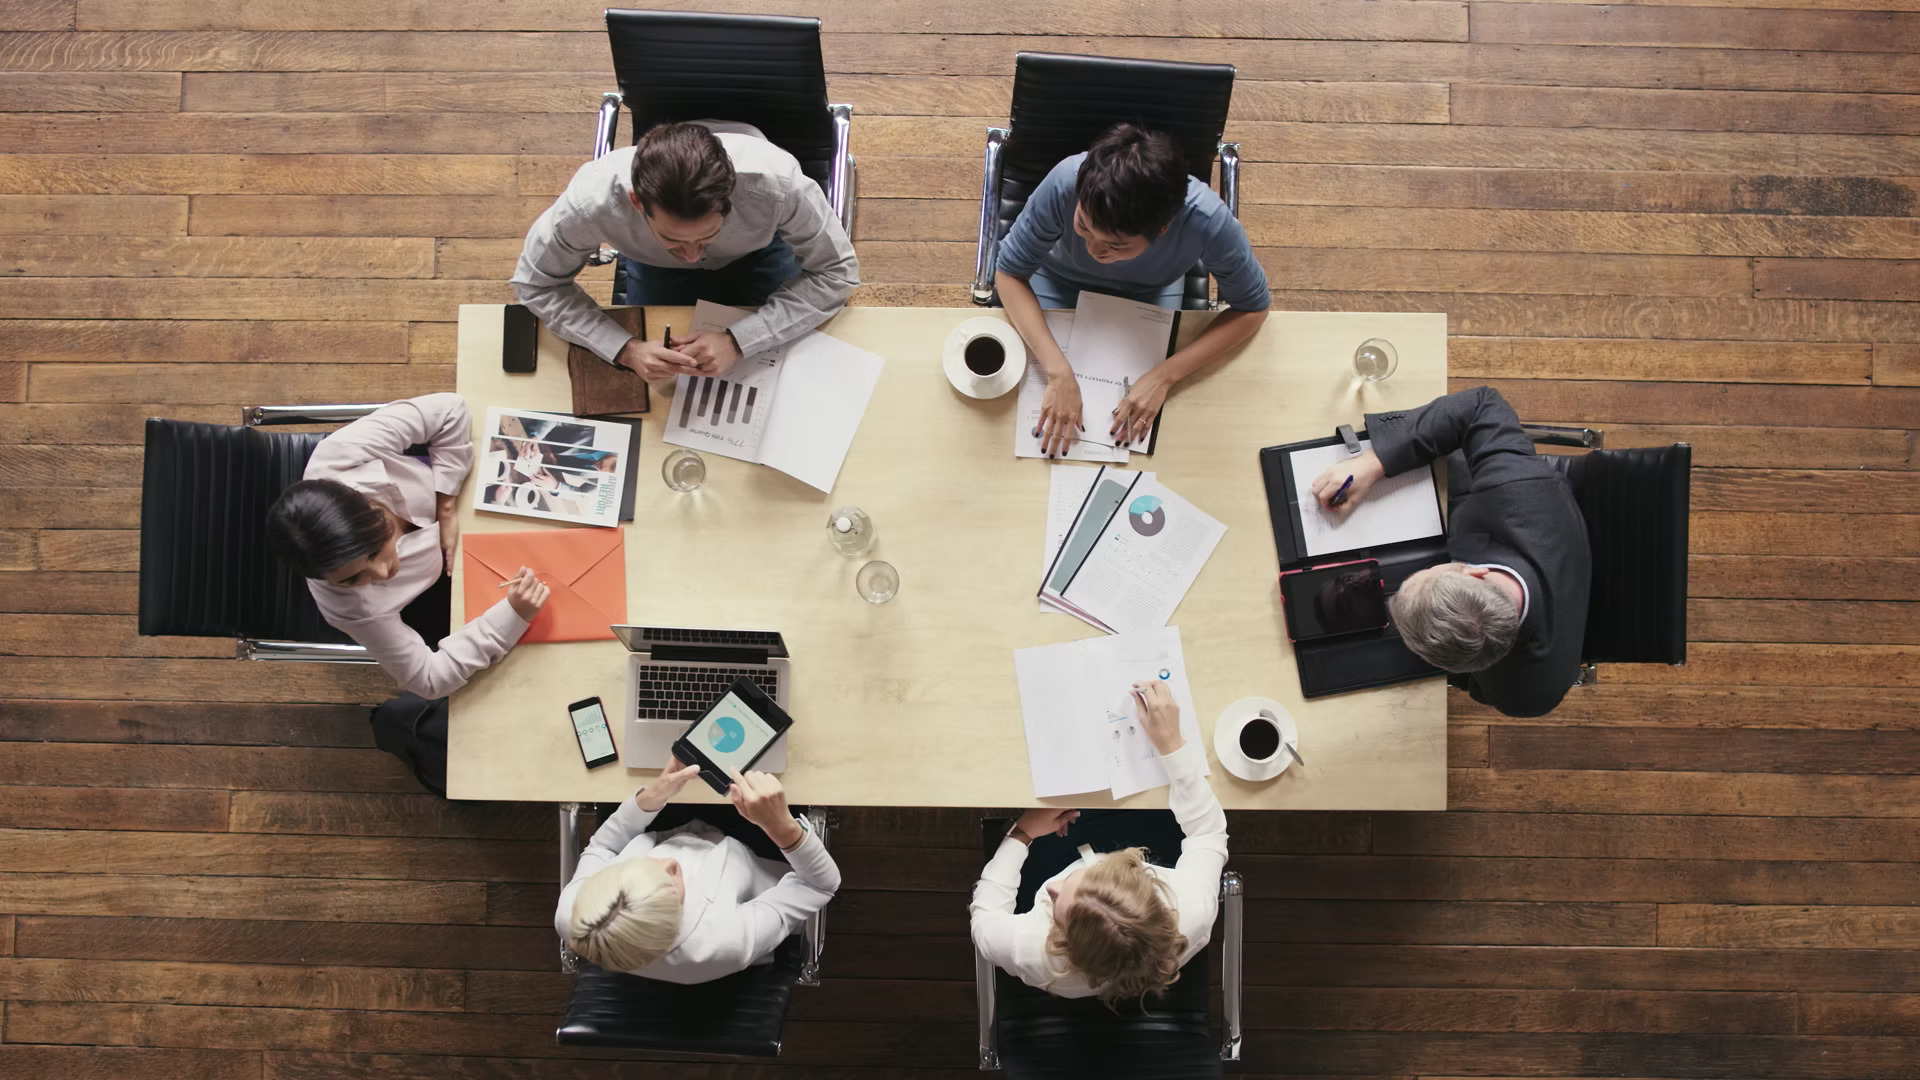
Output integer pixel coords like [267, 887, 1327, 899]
[671, 676, 795, 795]
[1280, 558, 1389, 642]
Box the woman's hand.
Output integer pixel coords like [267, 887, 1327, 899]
[1310, 449, 1386, 516]
[504, 566, 551, 621]
[1133, 680, 1185, 756]
[635, 756, 702, 812]
[435, 493, 459, 572]
[730, 769, 805, 850]
[1036, 372, 1084, 458]
[1109, 368, 1170, 448]
[1011, 807, 1079, 845]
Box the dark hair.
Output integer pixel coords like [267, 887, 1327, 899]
[631, 122, 736, 221]
[266, 479, 392, 580]
[1075, 123, 1189, 239]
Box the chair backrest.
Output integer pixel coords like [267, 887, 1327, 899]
[994, 52, 1236, 310]
[605, 9, 835, 193]
[994, 959, 1221, 1079]
[138, 419, 350, 643]
[556, 934, 806, 1055]
[1546, 444, 1691, 665]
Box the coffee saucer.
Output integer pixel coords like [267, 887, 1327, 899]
[1214, 696, 1299, 783]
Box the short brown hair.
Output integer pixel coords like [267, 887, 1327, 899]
[1046, 848, 1187, 1008]
[1075, 123, 1188, 239]
[631, 122, 735, 221]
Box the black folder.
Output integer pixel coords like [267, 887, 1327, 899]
[1259, 432, 1448, 698]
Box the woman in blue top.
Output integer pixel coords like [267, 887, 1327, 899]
[995, 123, 1271, 456]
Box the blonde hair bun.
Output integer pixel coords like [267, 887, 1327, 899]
[568, 857, 683, 972]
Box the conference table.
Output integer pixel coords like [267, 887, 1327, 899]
[448, 303, 1448, 815]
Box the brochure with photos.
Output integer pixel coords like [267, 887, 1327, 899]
[474, 407, 632, 528]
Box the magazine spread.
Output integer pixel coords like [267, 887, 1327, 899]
[474, 407, 632, 528]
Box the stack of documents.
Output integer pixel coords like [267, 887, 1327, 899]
[1015, 292, 1175, 462]
[1013, 626, 1207, 799]
[1038, 465, 1226, 635]
[663, 301, 885, 493]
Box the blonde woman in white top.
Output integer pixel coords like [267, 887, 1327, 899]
[557, 759, 841, 984]
[970, 681, 1229, 1005]
[265, 393, 550, 699]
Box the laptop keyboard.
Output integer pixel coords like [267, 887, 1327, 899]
[636, 664, 779, 720]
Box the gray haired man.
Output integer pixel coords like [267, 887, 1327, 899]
[1310, 387, 1590, 718]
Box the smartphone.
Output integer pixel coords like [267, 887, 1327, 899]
[502, 304, 538, 374]
[567, 696, 620, 769]
[1280, 558, 1389, 642]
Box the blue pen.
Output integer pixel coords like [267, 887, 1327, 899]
[1328, 474, 1355, 507]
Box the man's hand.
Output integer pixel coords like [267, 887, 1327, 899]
[635, 756, 702, 812]
[673, 330, 742, 378]
[1010, 807, 1079, 845]
[434, 493, 459, 572]
[1110, 368, 1170, 448]
[1310, 448, 1386, 516]
[1132, 680, 1185, 756]
[729, 769, 804, 850]
[1036, 372, 1084, 458]
[614, 337, 702, 381]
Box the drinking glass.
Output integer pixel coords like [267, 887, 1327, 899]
[661, 448, 706, 492]
[1353, 338, 1399, 382]
[856, 560, 899, 604]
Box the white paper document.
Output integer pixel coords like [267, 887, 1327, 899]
[1288, 438, 1444, 557]
[474, 407, 632, 528]
[1039, 467, 1226, 635]
[1064, 291, 1175, 454]
[664, 301, 885, 493]
[1013, 626, 1206, 799]
[1015, 311, 1126, 462]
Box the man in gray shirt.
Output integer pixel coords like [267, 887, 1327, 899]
[512, 122, 859, 380]
[994, 123, 1270, 457]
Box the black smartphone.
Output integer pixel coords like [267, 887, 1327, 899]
[503, 304, 538, 374]
[671, 677, 795, 796]
[1280, 558, 1389, 642]
[567, 696, 620, 769]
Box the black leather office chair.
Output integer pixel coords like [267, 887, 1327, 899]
[1524, 427, 1691, 684]
[553, 805, 832, 1057]
[139, 405, 400, 663]
[973, 816, 1244, 1074]
[971, 52, 1239, 310]
[588, 8, 855, 274]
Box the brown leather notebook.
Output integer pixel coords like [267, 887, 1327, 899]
[567, 307, 650, 416]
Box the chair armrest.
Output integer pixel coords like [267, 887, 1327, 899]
[1522, 423, 1604, 449]
[971, 127, 1010, 306]
[975, 943, 1000, 1069]
[1217, 142, 1241, 219]
[799, 806, 833, 987]
[241, 404, 388, 427]
[236, 639, 373, 662]
[558, 802, 585, 973]
[593, 92, 623, 160]
[1219, 869, 1243, 1062]
[828, 103, 856, 236]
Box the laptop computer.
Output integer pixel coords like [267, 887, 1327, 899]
[612, 624, 790, 773]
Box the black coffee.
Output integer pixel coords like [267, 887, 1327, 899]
[1239, 718, 1281, 761]
[964, 336, 1005, 376]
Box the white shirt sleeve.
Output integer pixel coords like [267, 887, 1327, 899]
[1161, 740, 1230, 953]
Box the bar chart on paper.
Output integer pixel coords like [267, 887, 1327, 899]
[678, 374, 764, 431]
[667, 356, 778, 454]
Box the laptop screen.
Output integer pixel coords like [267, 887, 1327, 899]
[611, 625, 788, 658]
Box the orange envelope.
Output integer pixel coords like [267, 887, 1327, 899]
[463, 529, 626, 643]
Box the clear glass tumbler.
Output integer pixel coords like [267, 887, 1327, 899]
[855, 560, 899, 604]
[661, 448, 706, 492]
[1353, 338, 1399, 382]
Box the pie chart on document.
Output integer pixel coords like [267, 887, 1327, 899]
[708, 715, 746, 754]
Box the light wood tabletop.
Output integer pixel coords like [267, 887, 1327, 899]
[448, 304, 1448, 809]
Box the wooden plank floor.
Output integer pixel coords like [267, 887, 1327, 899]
[2, 1, 1916, 1077]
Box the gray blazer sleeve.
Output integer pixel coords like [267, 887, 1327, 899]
[725, 179, 859, 358]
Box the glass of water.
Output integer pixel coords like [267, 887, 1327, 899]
[1353, 338, 1399, 382]
[661, 448, 705, 492]
[855, 560, 899, 604]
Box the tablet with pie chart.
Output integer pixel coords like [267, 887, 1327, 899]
[672, 676, 795, 795]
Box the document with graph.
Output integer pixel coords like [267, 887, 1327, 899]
[663, 301, 886, 493]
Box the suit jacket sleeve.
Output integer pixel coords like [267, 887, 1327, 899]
[307, 393, 475, 497]
[316, 601, 527, 701]
[1364, 385, 1537, 485]
[553, 797, 664, 940]
[721, 823, 842, 965]
[724, 177, 859, 359]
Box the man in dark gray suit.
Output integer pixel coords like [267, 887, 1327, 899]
[1310, 386, 1591, 718]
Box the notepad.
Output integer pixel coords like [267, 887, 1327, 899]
[1287, 439, 1444, 558]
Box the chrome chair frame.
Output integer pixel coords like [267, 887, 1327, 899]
[557, 802, 833, 985]
[974, 867, 1245, 1068]
[584, 91, 858, 269]
[971, 135, 1242, 307]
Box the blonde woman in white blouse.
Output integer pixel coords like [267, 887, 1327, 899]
[970, 680, 1229, 1006]
[265, 393, 549, 698]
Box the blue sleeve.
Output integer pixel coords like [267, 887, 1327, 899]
[1202, 210, 1270, 311]
[994, 156, 1079, 279]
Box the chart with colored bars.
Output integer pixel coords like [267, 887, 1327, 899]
[678, 375, 762, 431]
